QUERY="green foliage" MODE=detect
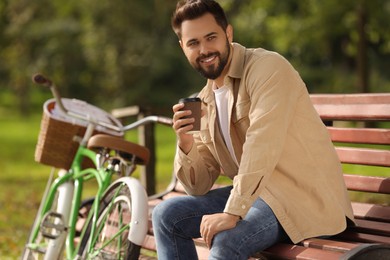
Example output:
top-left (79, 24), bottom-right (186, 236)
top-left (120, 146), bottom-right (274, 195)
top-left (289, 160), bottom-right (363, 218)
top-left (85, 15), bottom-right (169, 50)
top-left (0, 0), bottom-right (389, 116)
top-left (229, 0), bottom-right (390, 93)
top-left (0, 0), bottom-right (200, 115)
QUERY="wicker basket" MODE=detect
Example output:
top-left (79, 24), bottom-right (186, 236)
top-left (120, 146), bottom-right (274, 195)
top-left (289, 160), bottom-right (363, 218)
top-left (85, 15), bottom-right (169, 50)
top-left (35, 98), bottom-right (123, 170)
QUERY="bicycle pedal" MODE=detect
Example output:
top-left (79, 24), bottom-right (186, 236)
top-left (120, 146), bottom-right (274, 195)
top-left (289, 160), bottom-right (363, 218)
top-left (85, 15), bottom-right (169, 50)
top-left (40, 211), bottom-right (68, 239)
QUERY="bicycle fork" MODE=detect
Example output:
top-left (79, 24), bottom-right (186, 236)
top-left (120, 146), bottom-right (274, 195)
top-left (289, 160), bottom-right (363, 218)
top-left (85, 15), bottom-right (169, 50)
top-left (42, 170), bottom-right (74, 260)
top-left (24, 169), bottom-right (74, 260)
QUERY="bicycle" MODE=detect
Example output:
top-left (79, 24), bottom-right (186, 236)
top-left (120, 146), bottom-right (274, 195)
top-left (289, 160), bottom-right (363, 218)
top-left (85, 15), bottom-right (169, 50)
top-left (22, 74), bottom-right (172, 260)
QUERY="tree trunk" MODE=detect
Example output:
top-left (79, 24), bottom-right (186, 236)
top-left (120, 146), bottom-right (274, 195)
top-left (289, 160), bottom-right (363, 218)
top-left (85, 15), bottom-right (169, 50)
top-left (356, 1), bottom-right (369, 93)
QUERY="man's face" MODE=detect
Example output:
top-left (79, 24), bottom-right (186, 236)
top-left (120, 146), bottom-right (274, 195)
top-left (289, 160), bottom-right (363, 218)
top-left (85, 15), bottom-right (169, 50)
top-left (180, 13), bottom-right (232, 80)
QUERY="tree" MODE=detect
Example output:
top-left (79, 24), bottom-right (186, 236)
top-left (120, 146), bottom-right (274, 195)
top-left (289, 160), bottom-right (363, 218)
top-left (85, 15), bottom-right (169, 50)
top-left (226, 0), bottom-right (390, 93)
top-left (0, 0), bottom-right (389, 116)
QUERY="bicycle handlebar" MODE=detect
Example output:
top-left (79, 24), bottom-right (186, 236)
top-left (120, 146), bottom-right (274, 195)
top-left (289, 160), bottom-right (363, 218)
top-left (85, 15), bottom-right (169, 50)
top-left (32, 73), bottom-right (173, 133)
top-left (122, 116), bottom-right (172, 131)
top-left (32, 74), bottom-right (52, 87)
top-left (33, 73), bottom-right (69, 116)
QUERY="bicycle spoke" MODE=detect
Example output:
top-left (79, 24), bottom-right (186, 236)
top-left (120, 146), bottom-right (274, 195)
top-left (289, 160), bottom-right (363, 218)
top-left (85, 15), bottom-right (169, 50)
top-left (79, 182), bottom-right (139, 259)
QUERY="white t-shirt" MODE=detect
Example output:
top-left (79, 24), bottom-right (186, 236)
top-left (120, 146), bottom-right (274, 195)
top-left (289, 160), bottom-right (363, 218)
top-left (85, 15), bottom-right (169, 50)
top-left (213, 86), bottom-right (239, 166)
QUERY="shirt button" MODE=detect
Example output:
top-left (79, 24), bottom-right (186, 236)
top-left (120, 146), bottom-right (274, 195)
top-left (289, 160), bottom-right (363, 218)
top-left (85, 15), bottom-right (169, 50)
top-left (241, 205), bottom-right (246, 209)
top-left (187, 160), bottom-right (191, 164)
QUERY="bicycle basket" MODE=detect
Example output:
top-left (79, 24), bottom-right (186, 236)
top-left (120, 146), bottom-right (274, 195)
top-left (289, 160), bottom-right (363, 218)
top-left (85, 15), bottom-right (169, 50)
top-left (35, 98), bottom-right (124, 170)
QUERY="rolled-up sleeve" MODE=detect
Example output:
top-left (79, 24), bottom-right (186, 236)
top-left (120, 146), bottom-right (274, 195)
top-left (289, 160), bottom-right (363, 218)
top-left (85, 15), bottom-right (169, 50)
top-left (174, 136), bottom-right (221, 195)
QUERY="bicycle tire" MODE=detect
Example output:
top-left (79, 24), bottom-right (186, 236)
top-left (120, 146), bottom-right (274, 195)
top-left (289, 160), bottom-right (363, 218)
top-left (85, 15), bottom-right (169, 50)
top-left (77, 181), bottom-right (141, 260)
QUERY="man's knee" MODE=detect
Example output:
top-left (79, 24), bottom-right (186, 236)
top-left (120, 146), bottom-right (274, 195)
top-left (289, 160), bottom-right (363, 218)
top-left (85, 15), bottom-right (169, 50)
top-left (152, 199), bottom-right (173, 229)
top-left (209, 231), bottom-right (246, 259)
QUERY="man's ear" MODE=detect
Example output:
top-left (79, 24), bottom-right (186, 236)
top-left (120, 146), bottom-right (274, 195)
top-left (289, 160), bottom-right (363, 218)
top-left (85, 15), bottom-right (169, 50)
top-left (226, 25), bottom-right (233, 43)
top-left (179, 40), bottom-right (184, 50)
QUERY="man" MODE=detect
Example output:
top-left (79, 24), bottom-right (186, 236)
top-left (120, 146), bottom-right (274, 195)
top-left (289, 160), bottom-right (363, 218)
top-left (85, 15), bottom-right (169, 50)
top-left (152, 0), bottom-right (355, 259)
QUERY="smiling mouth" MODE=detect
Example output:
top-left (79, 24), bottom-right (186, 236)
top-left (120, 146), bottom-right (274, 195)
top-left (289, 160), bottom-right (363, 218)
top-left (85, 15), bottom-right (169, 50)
top-left (198, 53), bottom-right (219, 65)
top-left (201, 55), bottom-right (216, 64)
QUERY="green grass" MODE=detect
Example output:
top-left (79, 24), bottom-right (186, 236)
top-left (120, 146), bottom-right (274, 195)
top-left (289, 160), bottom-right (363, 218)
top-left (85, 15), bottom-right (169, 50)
top-left (0, 111), bottom-right (176, 259)
top-left (0, 112), bottom-right (48, 259)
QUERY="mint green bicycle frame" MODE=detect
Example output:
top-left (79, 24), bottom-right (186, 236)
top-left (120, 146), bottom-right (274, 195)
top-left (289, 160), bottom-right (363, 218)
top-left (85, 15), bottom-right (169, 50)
top-left (25, 74), bottom-right (158, 259)
top-left (28, 142), bottom-right (116, 259)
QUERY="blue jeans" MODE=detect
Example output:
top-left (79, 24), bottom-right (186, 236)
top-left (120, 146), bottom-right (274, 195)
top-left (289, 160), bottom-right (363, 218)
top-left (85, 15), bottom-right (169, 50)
top-left (152, 186), bottom-right (288, 260)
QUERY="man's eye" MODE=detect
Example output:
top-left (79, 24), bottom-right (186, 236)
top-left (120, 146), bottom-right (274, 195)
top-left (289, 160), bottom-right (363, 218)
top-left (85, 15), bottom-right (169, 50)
top-left (188, 41), bottom-right (198, 47)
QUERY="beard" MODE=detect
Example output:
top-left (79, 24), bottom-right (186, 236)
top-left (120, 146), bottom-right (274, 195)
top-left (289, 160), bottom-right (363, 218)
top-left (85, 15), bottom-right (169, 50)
top-left (192, 39), bottom-right (230, 80)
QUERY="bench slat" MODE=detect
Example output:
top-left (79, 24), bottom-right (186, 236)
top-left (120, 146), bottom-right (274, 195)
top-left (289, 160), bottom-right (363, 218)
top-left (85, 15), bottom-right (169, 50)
top-left (336, 230), bottom-right (390, 245)
top-left (344, 174), bottom-right (390, 194)
top-left (142, 235), bottom-right (215, 260)
top-left (301, 238), bottom-right (360, 253)
top-left (352, 219), bottom-right (390, 237)
top-left (142, 234), bottom-right (157, 251)
top-left (310, 93), bottom-right (390, 105)
top-left (148, 198), bottom-right (163, 205)
top-left (314, 104), bottom-right (390, 121)
top-left (335, 147), bottom-right (390, 167)
top-left (328, 127), bottom-right (390, 145)
top-left (263, 243), bottom-right (343, 260)
top-left (162, 191), bottom-right (186, 200)
top-left (352, 202), bottom-right (390, 223)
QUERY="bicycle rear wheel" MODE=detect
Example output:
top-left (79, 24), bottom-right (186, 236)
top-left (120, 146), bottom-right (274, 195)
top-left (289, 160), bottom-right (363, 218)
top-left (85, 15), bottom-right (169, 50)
top-left (77, 182), bottom-right (141, 260)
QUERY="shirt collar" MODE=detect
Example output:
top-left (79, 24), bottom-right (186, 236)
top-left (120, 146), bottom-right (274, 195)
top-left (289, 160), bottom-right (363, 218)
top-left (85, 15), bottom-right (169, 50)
top-left (203, 42), bottom-right (246, 104)
top-left (227, 42), bottom-right (246, 80)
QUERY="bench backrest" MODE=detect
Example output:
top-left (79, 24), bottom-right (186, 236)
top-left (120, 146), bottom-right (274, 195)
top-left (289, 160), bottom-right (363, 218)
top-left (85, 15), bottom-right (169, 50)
top-left (144, 93), bottom-right (390, 258)
top-left (310, 93), bottom-right (390, 244)
top-left (310, 93), bottom-right (390, 192)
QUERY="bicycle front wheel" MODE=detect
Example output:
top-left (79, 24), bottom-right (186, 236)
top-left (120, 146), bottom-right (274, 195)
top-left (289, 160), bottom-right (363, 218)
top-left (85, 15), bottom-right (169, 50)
top-left (78, 182), bottom-right (141, 260)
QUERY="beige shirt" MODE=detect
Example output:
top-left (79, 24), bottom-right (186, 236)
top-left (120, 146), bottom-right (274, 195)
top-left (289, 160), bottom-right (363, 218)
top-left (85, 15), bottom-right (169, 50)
top-left (174, 43), bottom-right (354, 243)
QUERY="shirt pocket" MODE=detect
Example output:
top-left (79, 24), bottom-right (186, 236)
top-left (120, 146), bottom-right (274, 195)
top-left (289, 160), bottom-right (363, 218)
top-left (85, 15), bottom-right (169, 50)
top-left (232, 100), bottom-right (250, 132)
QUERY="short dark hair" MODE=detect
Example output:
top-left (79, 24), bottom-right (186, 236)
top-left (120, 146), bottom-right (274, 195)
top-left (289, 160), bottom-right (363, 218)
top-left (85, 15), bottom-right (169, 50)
top-left (171, 0), bottom-right (228, 39)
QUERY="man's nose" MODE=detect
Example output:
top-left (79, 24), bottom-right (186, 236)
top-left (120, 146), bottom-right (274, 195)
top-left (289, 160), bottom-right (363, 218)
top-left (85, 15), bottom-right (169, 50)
top-left (199, 42), bottom-right (209, 56)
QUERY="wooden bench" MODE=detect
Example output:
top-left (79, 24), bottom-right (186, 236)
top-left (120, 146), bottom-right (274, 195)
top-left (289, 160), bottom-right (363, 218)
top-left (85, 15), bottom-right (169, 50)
top-left (142, 93), bottom-right (390, 259)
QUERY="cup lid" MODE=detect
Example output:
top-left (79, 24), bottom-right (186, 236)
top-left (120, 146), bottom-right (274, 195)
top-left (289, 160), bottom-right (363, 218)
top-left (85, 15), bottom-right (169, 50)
top-left (179, 97), bottom-right (201, 103)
